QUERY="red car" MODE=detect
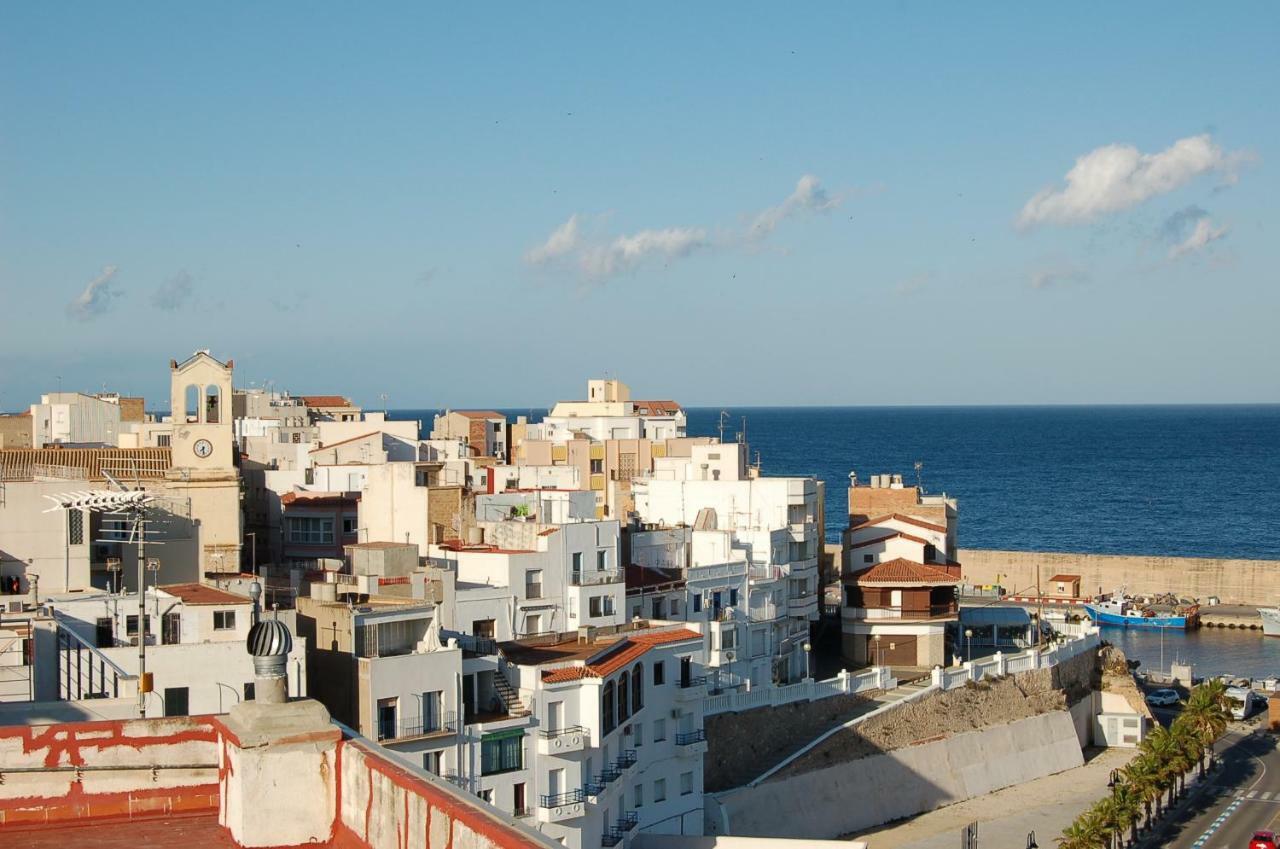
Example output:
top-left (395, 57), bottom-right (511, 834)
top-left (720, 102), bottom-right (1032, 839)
top-left (1251, 831), bottom-right (1277, 849)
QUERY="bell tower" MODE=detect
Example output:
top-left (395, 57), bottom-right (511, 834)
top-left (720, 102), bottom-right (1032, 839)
top-left (167, 350), bottom-right (241, 575)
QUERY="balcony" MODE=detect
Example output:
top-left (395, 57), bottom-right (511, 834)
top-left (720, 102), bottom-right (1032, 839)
top-left (582, 779), bottom-right (606, 799)
top-left (614, 749), bottom-right (637, 770)
top-left (537, 789), bottom-right (586, 823)
top-left (378, 711), bottom-right (458, 744)
top-left (571, 569), bottom-right (623, 586)
top-left (537, 724), bottom-right (589, 755)
top-left (748, 564), bottom-right (785, 583)
top-left (787, 596), bottom-right (819, 620)
top-left (677, 675), bottom-right (707, 700)
top-left (843, 604), bottom-right (958, 622)
top-left (597, 764), bottom-right (622, 784)
top-left (748, 602), bottom-right (781, 622)
top-left (675, 728), bottom-right (708, 755)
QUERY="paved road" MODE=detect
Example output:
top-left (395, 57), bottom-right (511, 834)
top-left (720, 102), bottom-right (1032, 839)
top-left (1154, 721), bottom-right (1280, 848)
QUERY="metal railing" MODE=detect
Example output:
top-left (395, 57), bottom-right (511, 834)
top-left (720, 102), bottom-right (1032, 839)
top-left (679, 675), bottom-right (707, 689)
top-left (540, 789), bottom-right (584, 808)
top-left (582, 780), bottom-right (605, 798)
top-left (614, 749), bottom-right (637, 769)
top-left (676, 729), bottom-right (707, 746)
top-left (53, 614), bottom-right (137, 701)
top-left (380, 711), bottom-right (458, 742)
top-left (571, 569), bottom-right (623, 587)
top-left (540, 724), bottom-right (586, 739)
top-left (597, 765), bottom-right (622, 784)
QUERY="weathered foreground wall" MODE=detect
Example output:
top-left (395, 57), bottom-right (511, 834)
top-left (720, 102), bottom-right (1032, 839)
top-left (707, 710), bottom-right (1083, 839)
top-left (959, 548), bottom-right (1280, 605)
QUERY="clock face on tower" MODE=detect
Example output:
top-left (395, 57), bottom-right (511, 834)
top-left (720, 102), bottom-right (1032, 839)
top-left (193, 439), bottom-right (214, 458)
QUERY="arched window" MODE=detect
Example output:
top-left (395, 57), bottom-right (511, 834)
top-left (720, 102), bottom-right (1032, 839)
top-left (617, 672), bottom-right (629, 724)
top-left (602, 681), bottom-right (616, 734)
top-left (184, 384), bottom-right (201, 423)
top-left (631, 664), bottom-right (643, 712)
top-left (205, 385), bottom-right (221, 424)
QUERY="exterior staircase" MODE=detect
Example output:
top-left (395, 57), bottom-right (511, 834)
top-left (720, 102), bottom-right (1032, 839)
top-left (493, 665), bottom-right (530, 717)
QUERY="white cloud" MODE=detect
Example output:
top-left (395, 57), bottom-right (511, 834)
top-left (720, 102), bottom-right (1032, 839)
top-left (66, 265), bottom-right (120, 320)
top-left (1018, 134), bottom-right (1246, 227)
top-left (1169, 216), bottom-right (1229, 259)
top-left (525, 175), bottom-right (842, 285)
top-left (152, 270), bottom-right (194, 311)
top-left (747, 174), bottom-right (840, 241)
top-left (524, 214), bottom-right (582, 265)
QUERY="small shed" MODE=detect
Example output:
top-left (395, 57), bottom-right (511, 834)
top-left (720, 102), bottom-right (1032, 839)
top-left (1046, 574), bottom-right (1082, 599)
top-left (956, 606), bottom-right (1033, 648)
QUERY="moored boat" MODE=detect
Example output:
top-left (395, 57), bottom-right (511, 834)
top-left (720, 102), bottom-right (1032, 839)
top-left (1259, 607), bottom-right (1280, 637)
top-left (1084, 590), bottom-right (1199, 630)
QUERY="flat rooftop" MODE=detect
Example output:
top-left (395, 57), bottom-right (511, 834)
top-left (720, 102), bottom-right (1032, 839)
top-left (5, 813), bottom-right (268, 849)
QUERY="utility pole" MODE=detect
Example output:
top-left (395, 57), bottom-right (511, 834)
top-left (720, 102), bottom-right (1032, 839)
top-left (136, 514), bottom-right (148, 718)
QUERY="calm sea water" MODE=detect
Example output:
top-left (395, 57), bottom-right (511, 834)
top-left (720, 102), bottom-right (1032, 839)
top-left (394, 405), bottom-right (1280, 559)
top-left (394, 405), bottom-right (1280, 676)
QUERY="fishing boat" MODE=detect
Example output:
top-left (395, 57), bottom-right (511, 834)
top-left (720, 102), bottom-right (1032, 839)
top-left (1259, 607), bottom-right (1280, 637)
top-left (1084, 590), bottom-right (1199, 630)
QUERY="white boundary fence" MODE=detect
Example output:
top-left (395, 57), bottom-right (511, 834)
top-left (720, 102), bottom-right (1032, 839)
top-left (705, 666), bottom-right (895, 716)
top-left (932, 625), bottom-right (1101, 690)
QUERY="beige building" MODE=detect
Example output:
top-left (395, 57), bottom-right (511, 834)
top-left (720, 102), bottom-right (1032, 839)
top-left (0, 413), bottom-right (32, 449)
top-left (431, 410), bottom-right (508, 460)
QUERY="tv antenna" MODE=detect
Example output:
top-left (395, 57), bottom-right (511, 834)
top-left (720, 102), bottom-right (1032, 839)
top-left (717, 411), bottom-right (730, 444)
top-left (914, 460), bottom-right (924, 491)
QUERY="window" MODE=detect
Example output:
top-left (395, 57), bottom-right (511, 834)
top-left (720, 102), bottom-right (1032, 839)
top-left (481, 731), bottom-right (524, 775)
top-left (342, 516), bottom-right (358, 535)
top-left (692, 594), bottom-right (702, 613)
top-left (864, 554), bottom-right (873, 564)
top-left (729, 588), bottom-right (738, 607)
top-left (924, 543), bottom-right (937, 562)
top-left (513, 782), bottom-right (527, 816)
top-left (596, 550), bottom-right (607, 571)
top-left (590, 596), bottom-right (603, 618)
top-left (572, 552), bottom-right (583, 579)
top-left (653, 719), bottom-right (666, 742)
top-left (423, 690), bottom-right (443, 732)
top-left (213, 610), bottom-right (236, 631)
top-left (67, 510), bottom-right (84, 546)
top-left (525, 570), bottom-right (543, 600)
top-left (424, 751), bottom-right (443, 775)
top-left (617, 674), bottom-right (630, 724)
top-left (287, 516), bottom-right (334, 544)
top-left (720, 628), bottom-right (736, 650)
top-left (633, 783), bottom-right (644, 808)
top-left (95, 617), bottom-right (114, 648)
top-left (653, 661), bottom-right (665, 686)
top-left (680, 772), bottom-right (693, 795)
top-left (164, 686), bottom-right (189, 717)
top-left (125, 615), bottom-right (151, 636)
top-left (377, 697), bottom-right (398, 741)
top-left (602, 682), bottom-right (616, 734)
top-left (157, 433), bottom-right (171, 447)
top-left (653, 778), bottom-right (666, 802)
top-left (631, 665), bottom-right (643, 712)
top-left (633, 722), bottom-right (643, 747)
top-left (590, 459), bottom-right (603, 474)
top-left (604, 596), bottom-right (615, 616)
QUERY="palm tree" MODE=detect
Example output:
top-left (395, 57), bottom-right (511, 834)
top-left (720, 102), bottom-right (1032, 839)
top-left (1110, 782), bottom-right (1143, 847)
top-left (1058, 807), bottom-right (1110, 849)
top-left (1181, 682), bottom-right (1230, 773)
top-left (1140, 726), bottom-right (1182, 810)
top-left (1123, 755), bottom-right (1162, 830)
top-left (1094, 796), bottom-right (1127, 849)
top-left (1168, 720), bottom-right (1204, 797)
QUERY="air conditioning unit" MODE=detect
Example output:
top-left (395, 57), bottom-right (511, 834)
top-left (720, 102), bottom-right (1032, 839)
top-left (5, 601), bottom-right (22, 614)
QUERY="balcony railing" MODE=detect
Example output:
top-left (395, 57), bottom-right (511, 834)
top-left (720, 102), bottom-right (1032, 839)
top-left (679, 675), bottom-right (707, 689)
top-left (676, 729), bottom-right (707, 746)
top-left (618, 812), bottom-right (639, 830)
top-left (540, 790), bottom-right (584, 808)
top-left (846, 604), bottom-right (957, 621)
top-left (378, 711), bottom-right (459, 742)
top-left (602, 829), bottom-right (624, 847)
top-left (614, 749), bottom-right (637, 769)
top-left (540, 724), bottom-right (587, 739)
top-left (582, 780), bottom-right (605, 798)
top-left (571, 569), bottom-right (623, 586)
top-left (597, 765), bottom-right (622, 784)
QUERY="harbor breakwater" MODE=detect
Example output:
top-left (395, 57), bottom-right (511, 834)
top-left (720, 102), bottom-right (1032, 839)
top-left (959, 548), bottom-right (1280, 607)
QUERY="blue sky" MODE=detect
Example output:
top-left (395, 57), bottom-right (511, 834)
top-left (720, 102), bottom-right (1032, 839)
top-left (1, 4), bottom-right (1276, 409)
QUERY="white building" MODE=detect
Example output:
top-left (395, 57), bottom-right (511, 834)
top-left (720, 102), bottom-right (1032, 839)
top-left (29, 392), bottom-right (123, 447)
top-left (631, 442), bottom-right (820, 686)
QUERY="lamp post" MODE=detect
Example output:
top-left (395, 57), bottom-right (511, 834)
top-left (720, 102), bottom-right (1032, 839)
top-left (246, 532), bottom-right (257, 578)
top-left (874, 634), bottom-right (882, 667)
top-left (802, 641), bottom-right (812, 680)
top-left (964, 628), bottom-right (973, 663)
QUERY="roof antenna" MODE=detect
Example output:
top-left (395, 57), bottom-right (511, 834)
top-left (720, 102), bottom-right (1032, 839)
top-left (914, 460), bottom-right (924, 492)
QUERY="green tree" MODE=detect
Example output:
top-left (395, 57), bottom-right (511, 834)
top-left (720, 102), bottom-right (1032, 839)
top-left (1111, 781), bottom-right (1143, 846)
top-left (1122, 753), bottom-right (1163, 826)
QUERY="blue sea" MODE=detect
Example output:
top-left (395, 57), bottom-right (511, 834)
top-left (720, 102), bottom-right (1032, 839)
top-left (394, 405), bottom-right (1279, 561)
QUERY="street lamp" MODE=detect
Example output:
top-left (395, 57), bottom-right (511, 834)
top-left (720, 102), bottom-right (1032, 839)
top-left (802, 641), bottom-right (812, 680)
top-left (964, 628), bottom-right (973, 663)
top-left (874, 634), bottom-right (883, 667)
top-left (246, 531), bottom-right (257, 578)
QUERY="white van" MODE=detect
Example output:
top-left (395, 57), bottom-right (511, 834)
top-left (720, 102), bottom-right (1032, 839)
top-left (1227, 686), bottom-right (1258, 719)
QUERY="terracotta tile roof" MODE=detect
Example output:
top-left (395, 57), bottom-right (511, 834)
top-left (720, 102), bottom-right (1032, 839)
top-left (848, 530), bottom-right (931, 549)
top-left (1049, 574), bottom-right (1081, 583)
top-left (309, 431), bottom-right (380, 453)
top-left (281, 490), bottom-right (360, 506)
top-left (157, 583), bottom-right (250, 605)
top-left (850, 558), bottom-right (960, 587)
top-left (435, 541), bottom-right (534, 555)
top-left (540, 628), bottom-right (701, 683)
top-left (0, 447), bottom-right (171, 481)
top-left (299, 395), bottom-right (355, 408)
top-left (852, 513), bottom-right (947, 534)
top-left (453, 410), bottom-right (505, 420)
top-left (632, 400), bottom-right (682, 416)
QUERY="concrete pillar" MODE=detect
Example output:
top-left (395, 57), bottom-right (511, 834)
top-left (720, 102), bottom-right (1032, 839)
top-left (219, 699), bottom-right (341, 847)
top-left (994, 651), bottom-right (1006, 675)
top-left (931, 666), bottom-right (945, 688)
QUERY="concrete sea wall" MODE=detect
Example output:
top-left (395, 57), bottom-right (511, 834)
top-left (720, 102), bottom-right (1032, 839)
top-left (707, 710), bottom-right (1084, 839)
top-left (959, 548), bottom-right (1280, 606)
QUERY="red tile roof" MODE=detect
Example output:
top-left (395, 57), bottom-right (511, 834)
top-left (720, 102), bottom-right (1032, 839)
top-left (852, 513), bottom-right (947, 534)
top-left (541, 628), bottom-right (701, 683)
top-left (1049, 574), bottom-right (1081, 583)
top-left (299, 395), bottom-right (355, 408)
top-left (281, 490), bottom-right (360, 506)
top-left (850, 558), bottom-right (960, 587)
top-left (848, 530), bottom-right (932, 549)
top-left (309, 431), bottom-right (380, 453)
top-left (453, 410), bottom-right (505, 420)
top-left (632, 400), bottom-right (682, 416)
top-left (435, 541), bottom-right (534, 555)
top-left (157, 583), bottom-right (250, 605)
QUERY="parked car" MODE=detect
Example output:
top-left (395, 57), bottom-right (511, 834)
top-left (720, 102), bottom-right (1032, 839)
top-left (1146, 688), bottom-right (1180, 707)
top-left (1249, 830), bottom-right (1276, 849)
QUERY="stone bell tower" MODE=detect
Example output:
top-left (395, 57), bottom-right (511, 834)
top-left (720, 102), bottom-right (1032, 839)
top-left (167, 350), bottom-right (241, 575)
